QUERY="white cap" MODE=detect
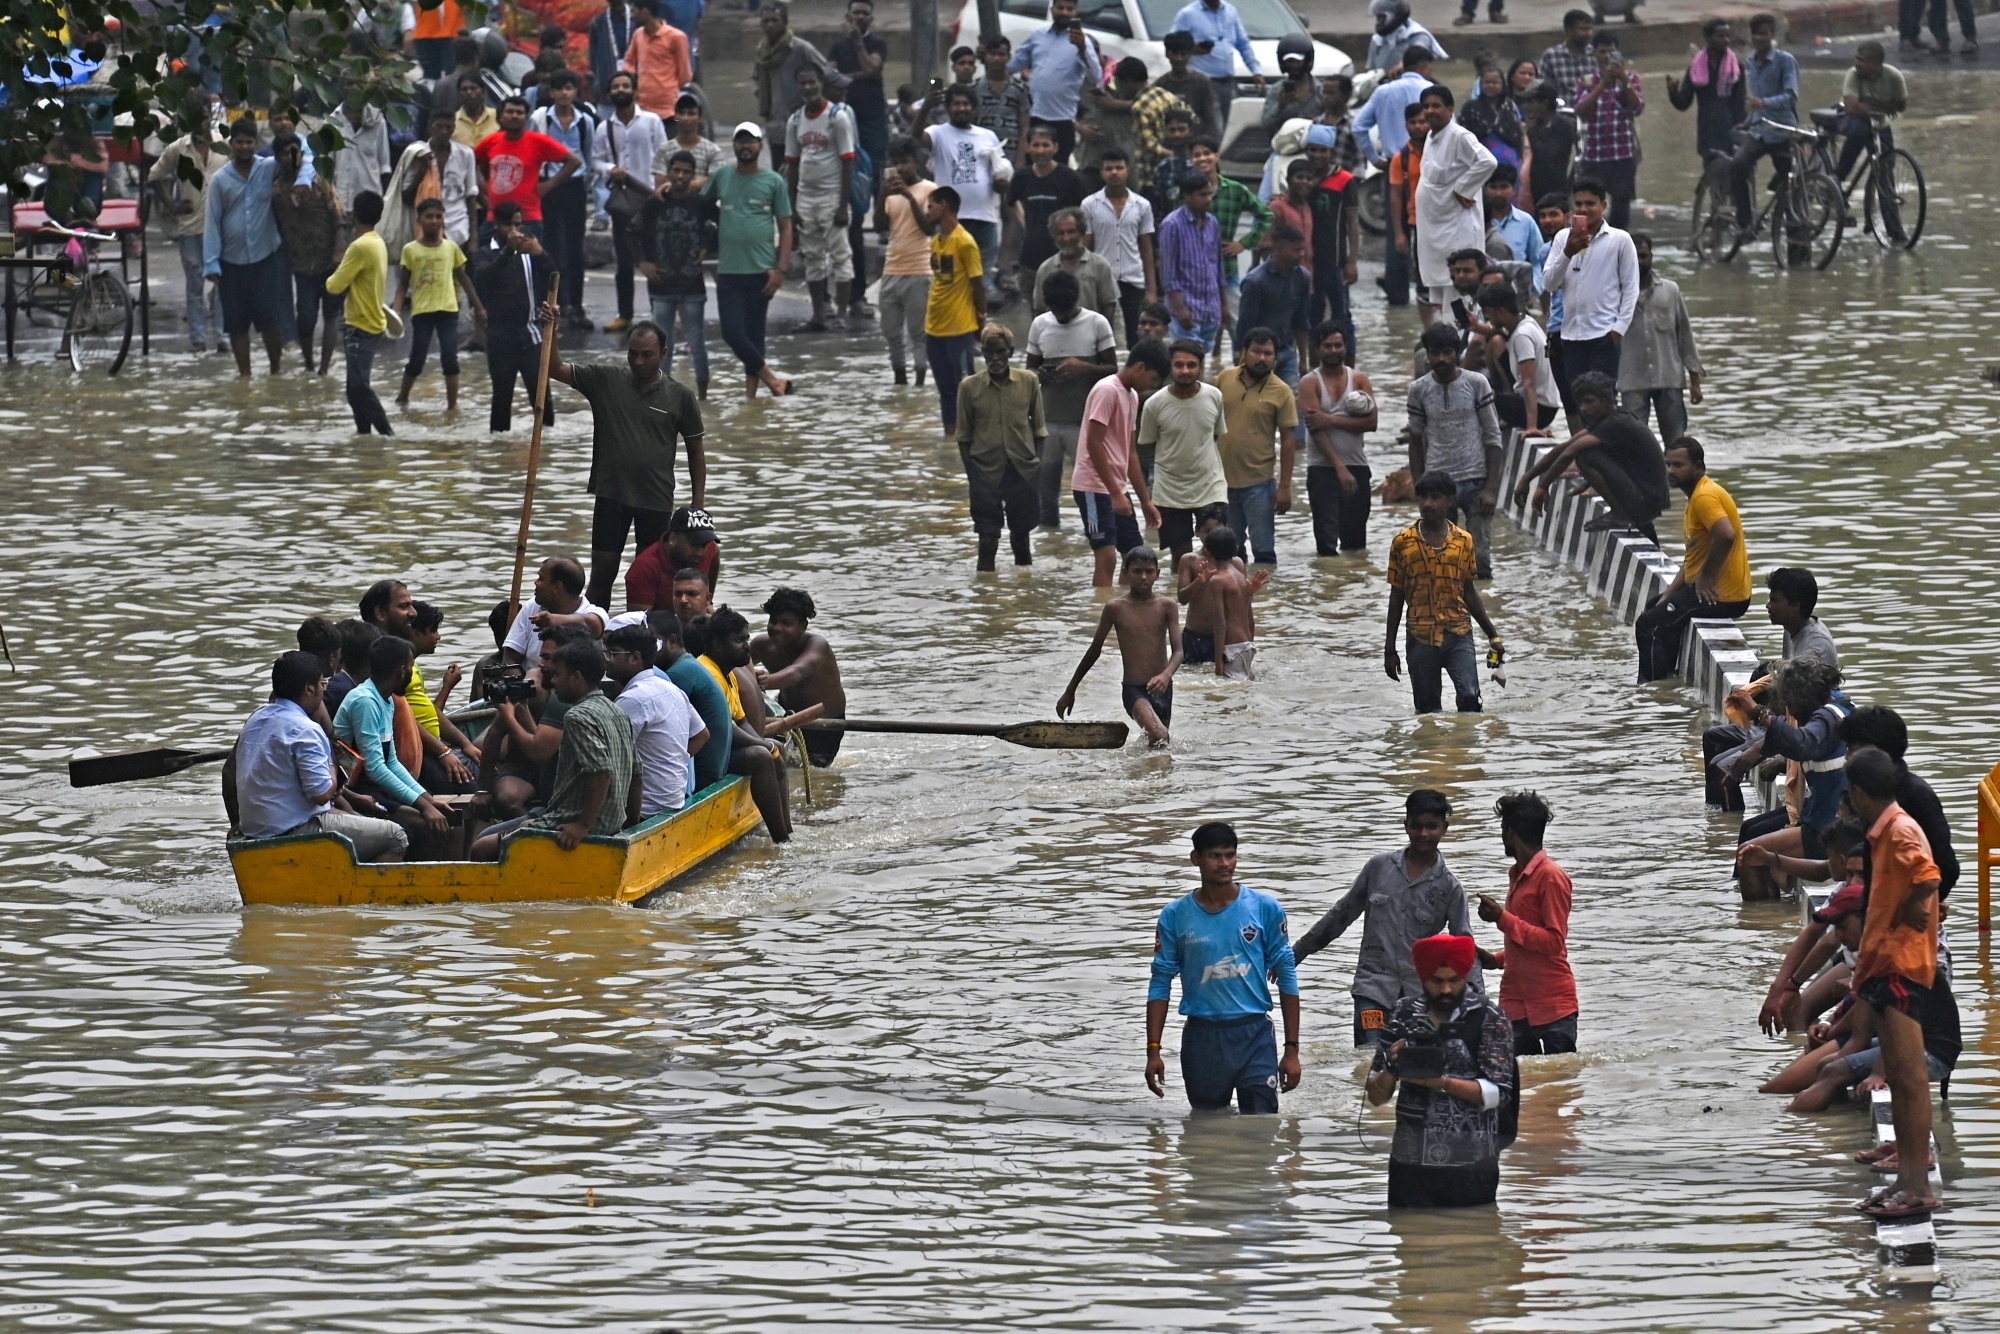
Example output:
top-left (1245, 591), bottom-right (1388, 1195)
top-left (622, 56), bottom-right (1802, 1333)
top-left (732, 120), bottom-right (765, 139)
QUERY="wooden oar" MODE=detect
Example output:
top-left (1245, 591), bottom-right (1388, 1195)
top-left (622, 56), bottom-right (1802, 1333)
top-left (69, 746), bottom-right (233, 788)
top-left (505, 282), bottom-right (563, 625)
top-left (799, 718), bottom-right (1128, 749)
top-left (761, 703), bottom-right (826, 737)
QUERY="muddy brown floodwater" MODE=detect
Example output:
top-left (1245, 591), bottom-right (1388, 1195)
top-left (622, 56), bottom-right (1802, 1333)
top-left (0, 56), bottom-right (1998, 1332)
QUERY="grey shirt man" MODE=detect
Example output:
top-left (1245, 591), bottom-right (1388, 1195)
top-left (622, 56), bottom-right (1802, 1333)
top-left (1032, 249), bottom-right (1121, 327)
top-left (1616, 276), bottom-right (1703, 393)
top-left (1783, 618), bottom-right (1839, 671)
top-left (1293, 848), bottom-right (1483, 1008)
top-left (1406, 369), bottom-right (1501, 483)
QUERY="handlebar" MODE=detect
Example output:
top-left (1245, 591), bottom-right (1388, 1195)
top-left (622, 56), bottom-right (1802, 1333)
top-left (1744, 116), bottom-right (1823, 141)
top-left (38, 222), bottom-right (118, 243)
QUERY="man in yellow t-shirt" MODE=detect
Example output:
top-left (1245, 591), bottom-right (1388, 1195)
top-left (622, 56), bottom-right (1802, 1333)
top-left (324, 190), bottom-right (393, 436)
top-left (1636, 436), bottom-right (1752, 681)
top-left (394, 197), bottom-right (486, 410)
top-left (922, 185), bottom-right (987, 436)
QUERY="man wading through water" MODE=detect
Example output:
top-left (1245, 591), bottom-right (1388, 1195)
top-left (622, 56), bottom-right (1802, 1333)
top-left (1146, 822), bottom-right (1302, 1112)
top-left (544, 316), bottom-right (708, 611)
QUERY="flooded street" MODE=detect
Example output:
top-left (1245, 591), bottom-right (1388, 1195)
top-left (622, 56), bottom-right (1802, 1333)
top-left (2, 57), bottom-right (1999, 1331)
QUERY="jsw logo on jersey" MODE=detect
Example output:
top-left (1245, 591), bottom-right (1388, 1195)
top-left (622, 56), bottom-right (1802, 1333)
top-left (1199, 956), bottom-right (1252, 986)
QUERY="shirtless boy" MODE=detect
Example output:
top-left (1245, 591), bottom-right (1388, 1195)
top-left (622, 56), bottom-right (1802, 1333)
top-left (751, 586), bottom-right (847, 767)
top-left (1057, 546), bottom-right (1183, 745)
top-left (1179, 518), bottom-right (1268, 673)
top-left (1196, 527), bottom-right (1259, 680)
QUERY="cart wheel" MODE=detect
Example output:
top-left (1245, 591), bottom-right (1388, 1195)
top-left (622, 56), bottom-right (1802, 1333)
top-left (67, 271), bottom-right (133, 374)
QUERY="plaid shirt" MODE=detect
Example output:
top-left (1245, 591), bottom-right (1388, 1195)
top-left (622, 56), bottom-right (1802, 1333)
top-left (1212, 172), bottom-right (1273, 249)
top-left (1388, 521), bottom-right (1477, 645)
top-left (1537, 42), bottom-right (1597, 104)
top-left (1322, 115), bottom-right (1364, 174)
top-left (1131, 84), bottom-right (1189, 178)
top-left (1153, 152), bottom-right (1194, 210)
top-left (1576, 69), bottom-right (1644, 163)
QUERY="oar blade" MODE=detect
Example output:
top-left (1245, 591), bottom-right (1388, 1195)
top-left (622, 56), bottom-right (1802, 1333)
top-left (992, 721), bottom-right (1130, 750)
top-left (68, 747), bottom-right (231, 788)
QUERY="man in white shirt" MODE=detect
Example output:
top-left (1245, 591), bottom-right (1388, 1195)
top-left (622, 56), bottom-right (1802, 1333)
top-left (501, 557), bottom-right (610, 667)
top-left (1475, 284), bottom-right (1560, 432)
top-left (387, 110), bottom-right (481, 247)
top-left (1539, 173), bottom-right (1637, 396)
top-left (1139, 339), bottom-right (1229, 561)
top-left (1080, 153), bottom-right (1159, 344)
top-left (595, 70), bottom-right (671, 332)
top-left (919, 85), bottom-right (1012, 302)
top-left (1411, 85), bottom-right (1495, 312)
top-left (785, 63), bottom-right (858, 332)
top-left (152, 124), bottom-right (226, 352)
top-left (1023, 268), bottom-right (1119, 529)
top-left (326, 91), bottom-right (392, 218)
top-left (604, 623), bottom-right (708, 815)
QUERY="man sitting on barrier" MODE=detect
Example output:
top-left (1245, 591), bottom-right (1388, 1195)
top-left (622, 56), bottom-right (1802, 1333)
top-left (1732, 659), bottom-right (1848, 902)
top-left (1700, 566), bottom-right (1840, 810)
top-left (1510, 369), bottom-right (1667, 542)
top-left (1634, 436), bottom-right (1750, 682)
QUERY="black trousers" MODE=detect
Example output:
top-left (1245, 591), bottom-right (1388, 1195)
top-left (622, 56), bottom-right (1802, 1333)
top-left (611, 209), bottom-right (638, 320)
top-left (541, 178), bottom-right (588, 310)
top-left (1577, 157), bottom-right (1638, 229)
top-left (1703, 721), bottom-right (1753, 810)
top-left (1117, 281), bottom-right (1146, 346)
top-left (1388, 1158), bottom-right (1500, 1208)
top-left (1729, 137), bottom-right (1792, 229)
top-left (1635, 583), bottom-right (1749, 682)
top-left (487, 336), bottom-right (553, 433)
top-left (1033, 117), bottom-right (1076, 166)
top-left (1306, 463), bottom-right (1370, 554)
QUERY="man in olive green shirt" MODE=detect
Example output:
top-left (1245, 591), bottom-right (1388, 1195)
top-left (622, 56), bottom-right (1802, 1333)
top-left (549, 321), bottom-right (708, 608)
top-left (1834, 42), bottom-right (1909, 242)
top-left (955, 323), bottom-right (1048, 570)
top-left (1214, 328), bottom-right (1300, 566)
top-left (471, 637), bottom-right (640, 860)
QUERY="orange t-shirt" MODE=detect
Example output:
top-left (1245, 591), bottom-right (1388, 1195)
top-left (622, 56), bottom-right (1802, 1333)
top-left (413, 0), bottom-right (464, 41)
top-left (1854, 802), bottom-right (1943, 986)
top-left (392, 693), bottom-right (425, 780)
top-left (1388, 141), bottom-right (1424, 226)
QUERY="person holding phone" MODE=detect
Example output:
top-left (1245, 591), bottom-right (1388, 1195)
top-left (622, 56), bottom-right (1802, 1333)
top-left (1007, 0), bottom-right (1103, 165)
top-left (1573, 37), bottom-right (1644, 227)
top-left (1364, 933), bottom-right (1516, 1208)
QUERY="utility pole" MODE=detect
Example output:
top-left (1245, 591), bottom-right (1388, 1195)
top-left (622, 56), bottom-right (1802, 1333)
top-left (911, 0), bottom-right (939, 88)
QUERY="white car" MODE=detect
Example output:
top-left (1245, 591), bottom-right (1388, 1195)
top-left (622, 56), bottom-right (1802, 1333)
top-left (949, 0), bottom-right (1354, 180)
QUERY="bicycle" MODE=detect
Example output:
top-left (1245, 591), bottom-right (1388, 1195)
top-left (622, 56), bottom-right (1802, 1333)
top-left (2, 218), bottom-right (134, 374)
top-left (1690, 118), bottom-right (1844, 271)
top-left (1809, 108), bottom-right (1926, 250)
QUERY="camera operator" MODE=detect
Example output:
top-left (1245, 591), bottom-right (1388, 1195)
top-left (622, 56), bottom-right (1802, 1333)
top-left (1364, 933), bottom-right (1516, 1208)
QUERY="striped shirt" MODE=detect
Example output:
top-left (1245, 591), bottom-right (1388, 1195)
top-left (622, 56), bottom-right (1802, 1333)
top-left (1157, 205), bottom-right (1224, 324)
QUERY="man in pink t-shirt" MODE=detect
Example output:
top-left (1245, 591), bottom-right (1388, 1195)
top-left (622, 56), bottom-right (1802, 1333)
top-left (475, 95), bottom-right (582, 226)
top-left (1073, 339), bottom-right (1169, 588)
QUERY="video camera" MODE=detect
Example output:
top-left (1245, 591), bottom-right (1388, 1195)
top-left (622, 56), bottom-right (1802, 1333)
top-left (485, 667), bottom-right (536, 705)
top-left (1389, 1027), bottom-right (1449, 1081)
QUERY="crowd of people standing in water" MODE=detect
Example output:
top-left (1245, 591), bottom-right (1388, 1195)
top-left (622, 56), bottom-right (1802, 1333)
top-left (144, 0), bottom-right (1962, 1224)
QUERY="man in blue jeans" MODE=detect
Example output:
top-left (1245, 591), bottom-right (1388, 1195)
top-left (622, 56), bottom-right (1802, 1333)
top-left (1384, 470), bottom-right (1502, 713)
top-left (1405, 321), bottom-right (1501, 579)
top-left (1145, 822), bottom-right (1303, 1113)
top-left (640, 151), bottom-right (714, 398)
top-left (1215, 328), bottom-right (1299, 566)
top-left (1157, 172), bottom-right (1225, 349)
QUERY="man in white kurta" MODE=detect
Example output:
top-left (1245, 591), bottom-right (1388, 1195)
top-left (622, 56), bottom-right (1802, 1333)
top-left (1413, 86), bottom-right (1496, 309)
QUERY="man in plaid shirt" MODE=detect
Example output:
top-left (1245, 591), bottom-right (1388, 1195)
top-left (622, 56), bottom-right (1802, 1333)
top-left (1536, 11), bottom-right (1597, 105)
top-left (1384, 469), bottom-right (1502, 714)
top-left (1574, 38), bottom-right (1644, 228)
top-left (1188, 134), bottom-right (1272, 358)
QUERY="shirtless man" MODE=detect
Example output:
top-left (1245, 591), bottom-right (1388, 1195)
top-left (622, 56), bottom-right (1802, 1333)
top-left (751, 586), bottom-right (847, 767)
top-left (1057, 545), bottom-right (1182, 745)
top-left (1195, 526), bottom-right (1259, 679)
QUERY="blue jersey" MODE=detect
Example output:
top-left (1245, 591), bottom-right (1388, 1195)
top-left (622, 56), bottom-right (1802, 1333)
top-left (1149, 885), bottom-right (1299, 1018)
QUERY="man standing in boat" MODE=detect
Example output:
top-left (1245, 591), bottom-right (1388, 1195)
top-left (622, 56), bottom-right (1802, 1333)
top-left (751, 587), bottom-right (846, 767)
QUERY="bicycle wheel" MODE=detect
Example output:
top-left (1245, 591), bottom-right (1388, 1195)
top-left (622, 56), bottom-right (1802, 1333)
top-left (66, 271), bottom-right (133, 375)
top-left (1864, 148), bottom-right (1926, 250)
top-left (1691, 161), bottom-right (1740, 263)
top-left (1773, 174), bottom-right (1842, 271)
top-left (1357, 179), bottom-right (1387, 237)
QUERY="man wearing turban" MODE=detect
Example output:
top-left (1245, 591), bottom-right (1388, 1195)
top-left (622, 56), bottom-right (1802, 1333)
top-left (1363, 931), bottom-right (1516, 1207)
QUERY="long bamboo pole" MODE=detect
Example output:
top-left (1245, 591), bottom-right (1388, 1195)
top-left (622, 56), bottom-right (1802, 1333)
top-left (507, 279), bottom-right (563, 625)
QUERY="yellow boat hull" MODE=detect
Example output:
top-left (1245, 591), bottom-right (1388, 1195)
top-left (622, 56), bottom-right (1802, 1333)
top-left (227, 777), bottom-right (762, 907)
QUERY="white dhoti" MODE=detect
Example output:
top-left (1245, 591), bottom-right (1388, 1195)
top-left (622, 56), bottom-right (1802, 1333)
top-left (1414, 119), bottom-right (1498, 294)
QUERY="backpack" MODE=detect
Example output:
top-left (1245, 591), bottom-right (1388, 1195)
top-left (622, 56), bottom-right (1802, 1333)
top-left (1457, 1002), bottom-right (1520, 1151)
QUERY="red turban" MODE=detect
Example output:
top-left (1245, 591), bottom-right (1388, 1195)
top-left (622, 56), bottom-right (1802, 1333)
top-left (1412, 933), bottom-right (1477, 980)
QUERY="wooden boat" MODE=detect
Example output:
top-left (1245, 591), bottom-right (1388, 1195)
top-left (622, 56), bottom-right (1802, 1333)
top-left (227, 776), bottom-right (761, 907)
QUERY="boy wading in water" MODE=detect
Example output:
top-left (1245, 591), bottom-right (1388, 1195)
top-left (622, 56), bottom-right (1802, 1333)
top-left (1057, 545), bottom-right (1182, 745)
top-left (395, 198), bottom-right (487, 410)
top-left (1188, 524), bottom-right (1260, 679)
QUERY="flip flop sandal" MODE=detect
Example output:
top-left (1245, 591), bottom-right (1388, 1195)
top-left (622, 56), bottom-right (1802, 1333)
top-left (1854, 1146), bottom-right (1895, 1164)
top-left (1856, 1189), bottom-right (1936, 1220)
top-left (1870, 1154), bottom-right (1935, 1174)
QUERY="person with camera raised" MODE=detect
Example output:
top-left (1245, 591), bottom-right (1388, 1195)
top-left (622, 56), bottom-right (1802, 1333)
top-left (1364, 933), bottom-right (1515, 1208)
